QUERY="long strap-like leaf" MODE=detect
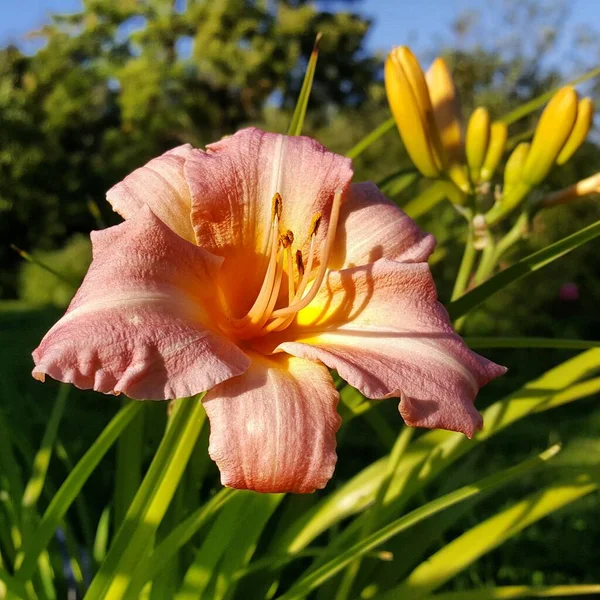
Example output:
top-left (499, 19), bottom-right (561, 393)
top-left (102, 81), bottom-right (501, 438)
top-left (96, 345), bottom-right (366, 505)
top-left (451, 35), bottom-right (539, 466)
top-left (84, 396), bottom-right (206, 600)
top-left (16, 400), bottom-right (143, 580)
top-left (287, 33), bottom-right (321, 136)
top-left (276, 447), bottom-right (559, 600)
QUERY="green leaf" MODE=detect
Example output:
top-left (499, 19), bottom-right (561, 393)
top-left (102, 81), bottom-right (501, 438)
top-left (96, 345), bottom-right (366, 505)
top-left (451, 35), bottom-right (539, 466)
top-left (276, 447), bottom-right (560, 600)
top-left (113, 399), bottom-right (146, 530)
top-left (0, 567), bottom-right (34, 600)
top-left (16, 400), bottom-right (143, 580)
top-left (176, 492), bottom-right (283, 600)
top-left (84, 396), bottom-right (206, 600)
top-left (93, 507), bottom-right (111, 565)
top-left (287, 33), bottom-right (321, 136)
top-left (126, 488), bottom-right (237, 598)
top-left (447, 219), bottom-right (600, 320)
top-left (22, 385), bottom-right (70, 511)
top-left (402, 181), bottom-right (463, 219)
top-left (465, 337), bottom-right (600, 350)
top-left (428, 584), bottom-right (600, 600)
top-left (345, 118), bottom-right (395, 159)
top-left (500, 65), bottom-right (600, 125)
top-left (378, 169), bottom-right (420, 197)
top-left (0, 407), bottom-right (24, 516)
top-left (385, 475), bottom-right (599, 599)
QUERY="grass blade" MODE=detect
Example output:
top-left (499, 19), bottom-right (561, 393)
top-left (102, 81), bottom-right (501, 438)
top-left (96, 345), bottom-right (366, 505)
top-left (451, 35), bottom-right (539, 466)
top-left (345, 118), bottom-right (395, 159)
top-left (500, 65), bottom-right (600, 125)
top-left (0, 567), bottom-right (34, 600)
top-left (84, 396), bottom-right (206, 600)
top-left (176, 492), bottom-right (283, 600)
top-left (428, 584), bottom-right (600, 600)
top-left (385, 475), bottom-right (599, 599)
top-left (126, 488), bottom-right (237, 598)
top-left (113, 399), bottom-right (146, 530)
top-left (287, 33), bottom-right (321, 136)
top-left (277, 447), bottom-right (560, 600)
top-left (448, 219), bottom-right (600, 320)
top-left (22, 385), bottom-right (70, 511)
top-left (16, 401), bottom-right (143, 580)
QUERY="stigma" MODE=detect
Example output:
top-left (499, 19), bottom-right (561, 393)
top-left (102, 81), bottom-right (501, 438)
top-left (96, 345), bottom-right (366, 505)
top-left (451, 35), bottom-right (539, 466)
top-left (228, 189), bottom-right (343, 339)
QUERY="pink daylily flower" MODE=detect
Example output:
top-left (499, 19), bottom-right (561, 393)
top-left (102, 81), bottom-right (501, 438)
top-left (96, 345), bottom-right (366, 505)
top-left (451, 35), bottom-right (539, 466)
top-left (32, 128), bottom-right (505, 493)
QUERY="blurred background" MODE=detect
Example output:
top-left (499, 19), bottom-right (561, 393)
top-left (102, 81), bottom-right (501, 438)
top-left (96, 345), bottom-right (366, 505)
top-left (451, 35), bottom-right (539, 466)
top-left (1, 0), bottom-right (599, 591)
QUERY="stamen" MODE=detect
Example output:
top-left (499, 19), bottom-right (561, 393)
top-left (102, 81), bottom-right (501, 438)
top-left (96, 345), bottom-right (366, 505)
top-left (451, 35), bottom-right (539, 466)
top-left (263, 235), bottom-right (316, 333)
top-left (295, 250), bottom-right (304, 277)
top-left (272, 192), bottom-right (283, 221)
top-left (237, 250), bottom-right (284, 338)
top-left (230, 214), bottom-right (280, 327)
top-left (309, 213), bottom-right (322, 237)
top-left (286, 246), bottom-right (296, 305)
top-left (270, 189), bottom-right (342, 318)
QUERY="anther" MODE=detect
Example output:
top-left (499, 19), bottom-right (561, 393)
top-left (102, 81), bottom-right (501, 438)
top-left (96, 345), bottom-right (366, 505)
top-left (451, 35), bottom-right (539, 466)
top-left (272, 192), bottom-right (283, 221)
top-left (309, 213), bottom-right (322, 237)
top-left (295, 250), bottom-right (305, 276)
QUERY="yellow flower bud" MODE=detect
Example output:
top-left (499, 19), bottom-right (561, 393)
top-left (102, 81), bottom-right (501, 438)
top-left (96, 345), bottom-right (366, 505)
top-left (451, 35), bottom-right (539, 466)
top-left (480, 122), bottom-right (508, 182)
top-left (465, 107), bottom-right (491, 184)
top-left (521, 86), bottom-right (578, 186)
top-left (484, 142), bottom-right (530, 226)
top-left (426, 58), bottom-right (463, 164)
top-left (504, 142), bottom-right (531, 189)
top-left (556, 97), bottom-right (594, 165)
top-left (385, 47), bottom-right (446, 177)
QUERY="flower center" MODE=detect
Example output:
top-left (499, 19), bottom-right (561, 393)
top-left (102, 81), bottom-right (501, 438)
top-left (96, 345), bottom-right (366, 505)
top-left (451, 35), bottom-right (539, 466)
top-left (225, 189), bottom-right (343, 340)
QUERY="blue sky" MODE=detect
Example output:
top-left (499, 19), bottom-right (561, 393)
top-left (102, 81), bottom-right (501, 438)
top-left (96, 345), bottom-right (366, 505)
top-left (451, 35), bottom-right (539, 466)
top-left (1, 0), bottom-right (599, 71)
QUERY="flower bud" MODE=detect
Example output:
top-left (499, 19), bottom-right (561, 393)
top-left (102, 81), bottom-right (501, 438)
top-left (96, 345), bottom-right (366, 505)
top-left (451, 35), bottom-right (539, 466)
top-left (504, 142), bottom-right (530, 190)
top-left (484, 142), bottom-right (531, 226)
top-left (556, 97), bottom-right (594, 165)
top-left (521, 86), bottom-right (578, 186)
top-left (480, 122), bottom-right (508, 182)
top-left (385, 47), bottom-right (446, 177)
top-left (465, 107), bottom-right (491, 184)
top-left (426, 58), bottom-right (463, 164)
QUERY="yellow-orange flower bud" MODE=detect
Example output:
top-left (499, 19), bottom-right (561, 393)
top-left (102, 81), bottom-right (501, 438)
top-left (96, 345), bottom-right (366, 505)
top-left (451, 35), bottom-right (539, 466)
top-left (484, 142), bottom-right (531, 226)
top-left (385, 47), bottom-right (446, 177)
top-left (426, 57), bottom-right (463, 164)
top-left (480, 122), bottom-right (508, 183)
top-left (465, 107), bottom-right (491, 184)
top-left (556, 97), bottom-right (594, 165)
top-left (521, 86), bottom-right (578, 186)
top-left (504, 142), bottom-right (530, 189)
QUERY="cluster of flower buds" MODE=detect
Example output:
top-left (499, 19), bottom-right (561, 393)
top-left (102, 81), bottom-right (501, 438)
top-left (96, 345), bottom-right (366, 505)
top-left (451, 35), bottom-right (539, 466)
top-left (384, 47), bottom-right (508, 198)
top-left (385, 46), bottom-right (595, 226)
top-left (485, 87), bottom-right (594, 225)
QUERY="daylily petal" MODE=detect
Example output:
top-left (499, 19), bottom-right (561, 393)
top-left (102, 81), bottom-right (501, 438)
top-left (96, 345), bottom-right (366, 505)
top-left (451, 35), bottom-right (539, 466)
top-left (106, 145), bottom-right (197, 243)
top-left (183, 127), bottom-right (353, 317)
top-left (203, 351), bottom-right (341, 493)
top-left (32, 207), bottom-right (250, 399)
top-left (261, 259), bottom-right (505, 438)
top-left (330, 182), bottom-right (436, 269)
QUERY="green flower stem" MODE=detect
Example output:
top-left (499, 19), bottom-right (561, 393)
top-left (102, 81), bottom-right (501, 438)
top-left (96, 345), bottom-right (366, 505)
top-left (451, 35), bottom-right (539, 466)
top-left (474, 233), bottom-right (497, 284)
top-left (451, 228), bottom-right (476, 302)
top-left (494, 212), bottom-right (529, 263)
top-left (84, 395), bottom-right (206, 600)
